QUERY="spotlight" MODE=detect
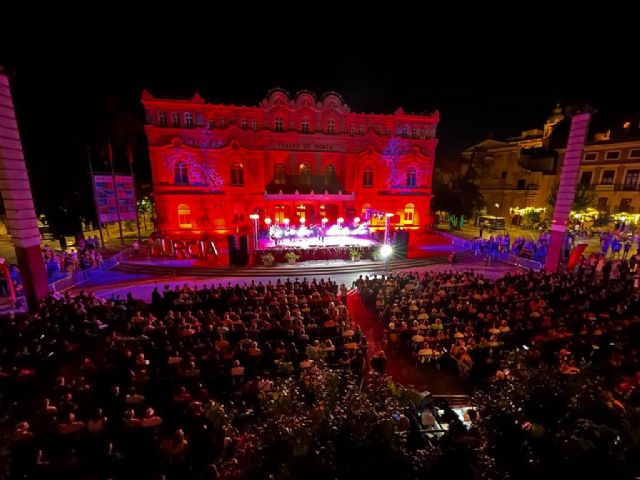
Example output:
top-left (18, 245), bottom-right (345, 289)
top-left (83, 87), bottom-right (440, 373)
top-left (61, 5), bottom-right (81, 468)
top-left (283, 218), bottom-right (290, 226)
top-left (380, 244), bottom-right (393, 258)
top-left (264, 217), bottom-right (272, 225)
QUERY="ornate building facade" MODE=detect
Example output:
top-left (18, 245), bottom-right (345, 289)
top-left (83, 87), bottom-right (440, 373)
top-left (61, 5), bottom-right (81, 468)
top-left (143, 89), bottom-right (438, 239)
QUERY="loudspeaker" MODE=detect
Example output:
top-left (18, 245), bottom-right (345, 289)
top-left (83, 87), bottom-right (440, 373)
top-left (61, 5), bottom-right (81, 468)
top-left (228, 235), bottom-right (249, 266)
top-left (394, 230), bottom-right (409, 258)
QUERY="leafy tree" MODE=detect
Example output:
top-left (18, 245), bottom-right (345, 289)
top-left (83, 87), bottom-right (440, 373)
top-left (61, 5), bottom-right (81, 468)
top-left (546, 182), bottom-right (596, 213)
top-left (137, 196), bottom-right (156, 230)
top-left (432, 176), bottom-right (485, 221)
top-left (41, 194), bottom-right (83, 250)
top-left (473, 355), bottom-right (640, 480)
top-left (221, 369), bottom-right (439, 480)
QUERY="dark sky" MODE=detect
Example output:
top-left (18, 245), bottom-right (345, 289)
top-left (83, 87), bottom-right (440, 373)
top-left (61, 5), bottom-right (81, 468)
top-left (0, 6), bottom-right (637, 219)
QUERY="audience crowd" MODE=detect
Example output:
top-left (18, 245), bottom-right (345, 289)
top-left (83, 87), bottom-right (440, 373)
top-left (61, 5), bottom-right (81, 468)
top-left (1, 277), bottom-right (370, 479)
top-left (2, 245), bottom-right (640, 478)
top-left (42, 235), bottom-right (103, 279)
top-left (357, 252), bottom-right (640, 389)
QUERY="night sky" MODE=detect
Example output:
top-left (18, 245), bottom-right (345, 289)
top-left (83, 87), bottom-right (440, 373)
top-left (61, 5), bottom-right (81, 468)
top-left (0, 7), bottom-right (636, 220)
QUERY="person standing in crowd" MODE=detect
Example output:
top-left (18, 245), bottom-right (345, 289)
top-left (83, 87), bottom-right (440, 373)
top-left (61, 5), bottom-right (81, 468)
top-left (371, 350), bottom-right (387, 374)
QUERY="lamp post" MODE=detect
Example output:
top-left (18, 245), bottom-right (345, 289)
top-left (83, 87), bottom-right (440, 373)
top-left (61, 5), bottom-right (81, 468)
top-left (249, 214), bottom-right (259, 250)
top-left (380, 243), bottom-right (393, 275)
top-left (384, 212), bottom-right (394, 244)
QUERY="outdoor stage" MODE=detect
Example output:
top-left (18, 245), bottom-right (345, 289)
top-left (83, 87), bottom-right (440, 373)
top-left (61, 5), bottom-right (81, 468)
top-left (259, 234), bottom-right (377, 249)
top-left (116, 231), bottom-right (461, 279)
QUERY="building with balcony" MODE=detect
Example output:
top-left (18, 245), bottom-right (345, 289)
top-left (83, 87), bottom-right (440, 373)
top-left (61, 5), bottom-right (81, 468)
top-left (460, 105), bottom-right (565, 219)
top-left (142, 88), bottom-right (438, 239)
top-left (576, 122), bottom-right (640, 218)
top-left (461, 106), bottom-right (640, 224)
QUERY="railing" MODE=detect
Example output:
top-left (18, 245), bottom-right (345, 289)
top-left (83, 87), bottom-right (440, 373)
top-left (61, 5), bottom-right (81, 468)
top-left (49, 248), bottom-right (132, 292)
top-left (497, 252), bottom-right (543, 271)
top-left (437, 230), bottom-right (543, 271)
top-left (436, 231), bottom-right (473, 250)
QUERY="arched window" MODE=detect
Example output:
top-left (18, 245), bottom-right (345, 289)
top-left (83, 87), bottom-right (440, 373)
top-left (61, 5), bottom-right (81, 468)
top-left (324, 164), bottom-right (336, 185)
top-left (359, 125), bottom-right (365, 135)
top-left (171, 112), bottom-right (180, 128)
top-left (301, 118), bottom-right (310, 133)
top-left (219, 117), bottom-right (225, 128)
top-left (362, 166), bottom-right (374, 188)
top-left (327, 119), bottom-right (336, 134)
top-left (411, 125), bottom-right (418, 138)
top-left (406, 167), bottom-right (417, 187)
top-left (208, 119), bottom-right (215, 129)
top-left (386, 127), bottom-right (391, 136)
top-left (252, 119), bottom-right (259, 131)
top-left (274, 163), bottom-right (286, 185)
top-left (299, 163), bottom-right (311, 185)
top-left (184, 112), bottom-right (193, 128)
top-left (178, 204), bottom-right (191, 229)
top-left (404, 203), bottom-right (415, 224)
top-left (240, 119), bottom-right (248, 130)
top-left (274, 117), bottom-right (284, 132)
top-left (402, 125), bottom-right (409, 138)
top-left (174, 163), bottom-right (189, 185)
top-left (231, 163), bottom-right (244, 186)
top-left (158, 112), bottom-right (167, 127)
top-left (349, 126), bottom-right (355, 136)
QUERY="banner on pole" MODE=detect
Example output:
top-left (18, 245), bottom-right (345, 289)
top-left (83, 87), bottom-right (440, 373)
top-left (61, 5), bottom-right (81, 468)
top-left (93, 174), bottom-right (137, 223)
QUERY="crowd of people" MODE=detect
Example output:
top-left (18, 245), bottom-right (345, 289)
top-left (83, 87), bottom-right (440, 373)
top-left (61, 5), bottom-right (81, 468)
top-left (357, 251), bottom-right (640, 387)
top-left (42, 235), bottom-right (104, 279)
top-left (3, 243), bottom-right (640, 478)
top-left (1, 277), bottom-right (373, 479)
top-left (470, 232), bottom-right (551, 263)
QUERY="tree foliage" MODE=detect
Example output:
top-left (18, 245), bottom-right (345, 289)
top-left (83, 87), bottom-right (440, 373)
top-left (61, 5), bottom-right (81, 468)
top-left (220, 370), bottom-right (437, 480)
top-left (432, 176), bottom-right (485, 218)
top-left (546, 183), bottom-right (596, 213)
top-left (473, 355), bottom-right (640, 480)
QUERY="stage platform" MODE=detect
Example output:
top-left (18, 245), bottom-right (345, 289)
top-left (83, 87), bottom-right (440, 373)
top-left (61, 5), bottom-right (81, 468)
top-left (116, 233), bottom-right (462, 278)
top-left (260, 235), bottom-right (377, 249)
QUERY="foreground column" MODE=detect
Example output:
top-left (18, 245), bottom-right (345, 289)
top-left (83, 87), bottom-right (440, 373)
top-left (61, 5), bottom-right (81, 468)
top-left (545, 111), bottom-right (591, 272)
top-left (0, 67), bottom-right (49, 309)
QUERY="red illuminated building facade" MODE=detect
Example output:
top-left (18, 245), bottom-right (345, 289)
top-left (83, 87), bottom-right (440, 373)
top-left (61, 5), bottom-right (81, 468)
top-left (143, 89), bottom-right (438, 239)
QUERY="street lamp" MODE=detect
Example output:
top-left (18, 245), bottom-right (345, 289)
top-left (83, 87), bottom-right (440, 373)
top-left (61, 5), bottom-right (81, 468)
top-left (380, 243), bottom-right (393, 274)
top-left (384, 212), bottom-right (394, 244)
top-left (249, 213), bottom-right (259, 250)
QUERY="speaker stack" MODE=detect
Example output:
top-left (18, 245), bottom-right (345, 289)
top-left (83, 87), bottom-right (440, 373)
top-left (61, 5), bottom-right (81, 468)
top-left (227, 235), bottom-right (249, 266)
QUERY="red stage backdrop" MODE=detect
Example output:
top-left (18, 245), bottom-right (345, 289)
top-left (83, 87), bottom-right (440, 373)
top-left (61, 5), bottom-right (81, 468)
top-left (142, 89), bottom-right (438, 246)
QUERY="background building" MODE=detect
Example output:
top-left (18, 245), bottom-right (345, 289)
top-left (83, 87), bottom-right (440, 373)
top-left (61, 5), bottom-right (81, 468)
top-left (460, 107), bottom-right (640, 227)
top-left (143, 89), bottom-right (438, 239)
top-left (460, 105), bottom-right (564, 219)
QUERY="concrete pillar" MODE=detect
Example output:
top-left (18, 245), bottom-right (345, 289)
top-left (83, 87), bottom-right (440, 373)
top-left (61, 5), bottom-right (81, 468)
top-left (545, 112), bottom-right (591, 272)
top-left (0, 67), bottom-right (49, 308)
